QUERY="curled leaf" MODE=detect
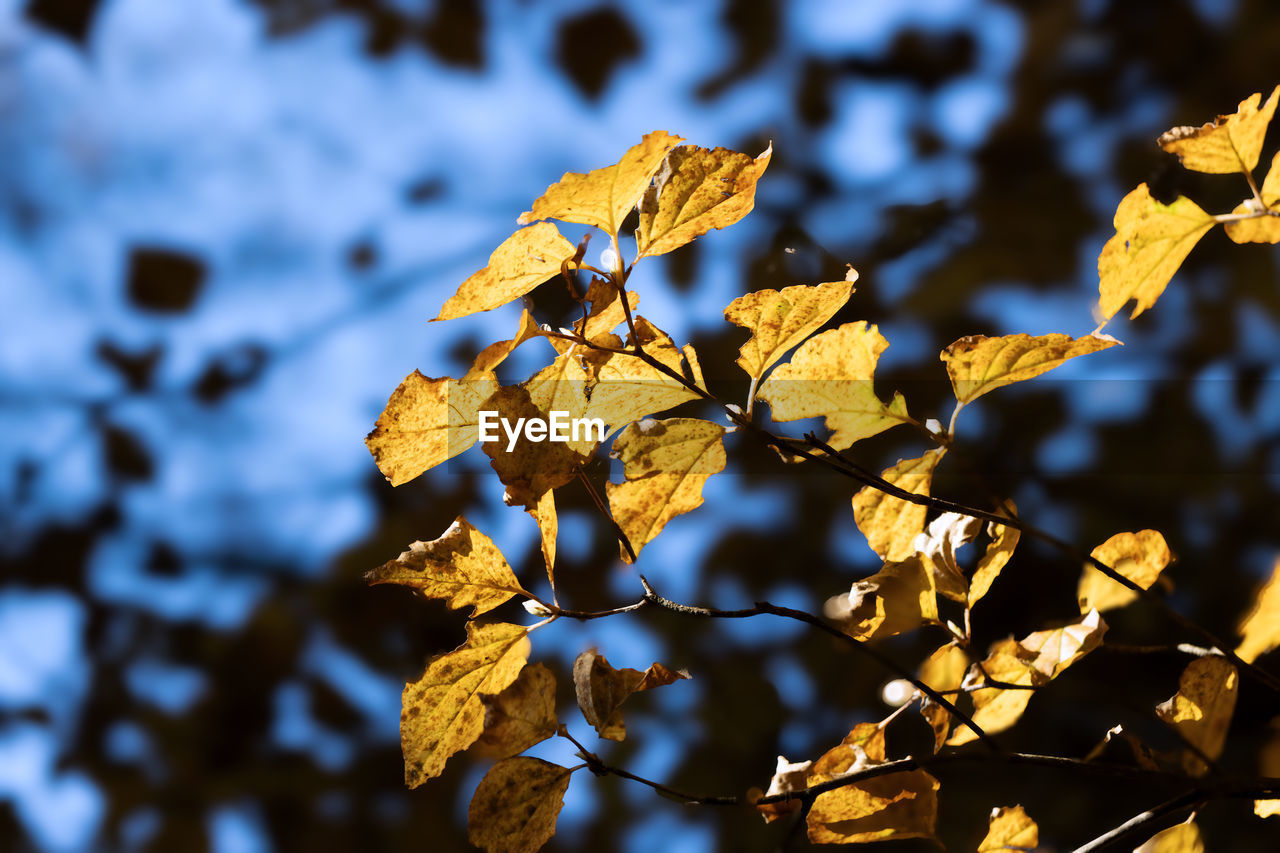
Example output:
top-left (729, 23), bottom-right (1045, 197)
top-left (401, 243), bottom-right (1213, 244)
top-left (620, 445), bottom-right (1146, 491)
top-left (851, 449), bottom-right (944, 562)
top-left (918, 644), bottom-right (970, 752)
top-left (806, 770), bottom-right (939, 845)
top-left (466, 307), bottom-right (545, 378)
top-left (467, 757), bottom-right (573, 853)
top-left (474, 662), bottom-right (559, 760)
top-left (528, 490), bottom-right (557, 590)
top-left (724, 279), bottom-right (855, 380)
top-left (757, 756), bottom-right (815, 823)
top-left (435, 223), bottom-right (576, 321)
top-left (572, 648), bottom-right (688, 741)
top-left (1226, 151), bottom-right (1280, 244)
top-left (481, 385), bottom-right (589, 510)
top-left (824, 555), bottom-right (938, 641)
top-left (1156, 655), bottom-right (1237, 776)
top-left (1236, 556), bottom-right (1280, 664)
top-left (942, 333), bottom-right (1119, 404)
top-left (970, 515), bottom-right (1020, 607)
top-left (978, 805), bottom-right (1039, 852)
top-left (913, 512), bottom-right (982, 603)
top-left (1078, 529), bottom-right (1173, 613)
top-left (1158, 86), bottom-right (1280, 174)
top-left (1134, 821), bottom-right (1204, 853)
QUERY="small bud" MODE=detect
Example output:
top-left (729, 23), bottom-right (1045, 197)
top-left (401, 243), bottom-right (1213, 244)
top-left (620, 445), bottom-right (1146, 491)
top-left (523, 600), bottom-right (553, 617)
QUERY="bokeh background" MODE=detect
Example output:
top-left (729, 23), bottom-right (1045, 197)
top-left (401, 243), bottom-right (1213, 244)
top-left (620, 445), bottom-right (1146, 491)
top-left (3, 0), bottom-right (1280, 850)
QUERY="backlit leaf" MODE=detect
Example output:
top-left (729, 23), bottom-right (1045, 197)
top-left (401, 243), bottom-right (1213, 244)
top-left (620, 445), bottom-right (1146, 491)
top-left (1223, 199), bottom-right (1280, 244)
top-left (1156, 655), bottom-right (1237, 776)
top-left (573, 275), bottom-right (638, 342)
top-left (1078, 529), bottom-right (1173, 613)
top-left (1134, 821), bottom-right (1204, 853)
top-left (584, 319), bottom-right (701, 431)
top-left (518, 131), bottom-right (684, 235)
top-left (824, 555), bottom-right (938, 641)
top-left (606, 418), bottom-right (727, 563)
top-left (524, 344), bottom-right (598, 458)
top-left (913, 512), bottom-right (982, 603)
top-left (978, 805), bottom-right (1039, 852)
top-left (1254, 800), bottom-right (1280, 818)
top-left (806, 770), bottom-right (939, 845)
top-left (366, 371), bottom-right (497, 486)
top-left (724, 279), bottom-right (855, 380)
top-left (758, 321), bottom-right (910, 451)
top-left (466, 307), bottom-right (545, 378)
top-left (1098, 184), bottom-right (1215, 321)
top-left (572, 648), bottom-right (688, 741)
top-left (467, 757), bottom-right (573, 853)
top-left (474, 662), bottom-right (558, 760)
top-left (942, 333), bottom-right (1119, 404)
top-left (809, 724), bottom-right (888, 781)
top-left (918, 644), bottom-right (970, 752)
top-left (481, 385), bottom-right (589, 510)
top-left (435, 223), bottom-right (576, 321)
top-left (529, 490), bottom-right (557, 590)
top-left (636, 143), bottom-right (772, 258)
top-left (946, 640), bottom-right (1041, 747)
top-left (851, 449), bottom-right (944, 562)
top-left (757, 755), bottom-right (815, 823)
top-left (366, 517), bottom-right (525, 617)
top-left (1018, 608), bottom-right (1107, 680)
top-left (401, 622), bottom-right (529, 786)
top-left (1158, 86), bottom-right (1280, 174)
top-left (970, 516), bottom-right (1020, 607)
top-left (1236, 556), bottom-right (1280, 663)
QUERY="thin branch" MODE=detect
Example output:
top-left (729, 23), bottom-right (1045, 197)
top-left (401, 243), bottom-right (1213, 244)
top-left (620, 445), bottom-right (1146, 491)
top-left (576, 468), bottom-right (637, 563)
top-left (558, 726), bottom-right (736, 805)
top-left (1070, 791), bottom-right (1204, 853)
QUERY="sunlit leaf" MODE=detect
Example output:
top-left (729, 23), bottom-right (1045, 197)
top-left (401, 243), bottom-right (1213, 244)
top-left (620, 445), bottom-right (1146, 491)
top-left (913, 512), bottom-right (981, 603)
top-left (366, 371), bottom-right (498, 486)
top-left (1084, 724), bottom-right (1161, 770)
top-left (946, 639), bottom-right (1041, 747)
top-left (401, 622), bottom-right (529, 786)
top-left (1158, 86), bottom-right (1280, 174)
top-left (481, 385), bottom-right (589, 510)
top-left (572, 648), bottom-right (688, 741)
top-left (851, 449), bottom-right (944, 562)
top-left (474, 663), bottom-right (558, 760)
top-left (1078, 529), bottom-right (1173, 614)
top-left (467, 757), bottom-right (573, 853)
top-left (584, 319), bottom-right (701, 431)
top-left (573, 275), bottom-right (638, 342)
top-left (756, 755), bottom-right (814, 823)
top-left (366, 517), bottom-right (526, 617)
top-left (758, 321), bottom-right (910, 451)
top-left (467, 307), bottom-right (545, 378)
top-left (529, 490), bottom-right (557, 590)
top-left (970, 516), bottom-right (1020, 607)
top-left (1134, 821), bottom-right (1204, 853)
top-left (435, 223), bottom-right (576, 321)
top-left (1255, 800), bottom-right (1280, 818)
top-left (1236, 556), bottom-right (1280, 663)
top-left (942, 333), bottom-right (1120, 404)
top-left (1019, 608), bottom-right (1107, 680)
top-left (636, 143), bottom-right (772, 258)
top-left (518, 131), bottom-right (684, 235)
top-left (1098, 184), bottom-right (1215, 321)
top-left (524, 344), bottom-right (598, 458)
top-left (918, 644), bottom-right (970, 752)
top-left (806, 770), bottom-right (939, 845)
top-left (1156, 655), bottom-right (1237, 776)
top-left (724, 279), bottom-right (855, 380)
top-left (810, 724), bottom-right (888, 781)
top-left (978, 805), bottom-right (1039, 852)
top-left (1223, 199), bottom-right (1280, 244)
top-left (824, 555), bottom-right (939, 641)
top-left (606, 418), bottom-right (727, 563)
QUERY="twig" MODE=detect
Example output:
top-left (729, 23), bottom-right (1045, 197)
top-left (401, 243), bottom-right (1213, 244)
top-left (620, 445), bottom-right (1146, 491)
top-left (575, 468), bottom-right (637, 563)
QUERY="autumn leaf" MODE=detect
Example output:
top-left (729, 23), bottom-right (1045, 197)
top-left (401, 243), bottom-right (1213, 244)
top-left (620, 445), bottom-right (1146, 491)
top-left (1018, 608), bottom-right (1107, 680)
top-left (1255, 800), bottom-right (1280, 819)
top-left (1236, 557), bottom-right (1280, 664)
top-left (756, 756), bottom-right (815, 823)
top-left (851, 449), bottom-right (944, 562)
top-left (435, 223), bottom-right (577, 321)
top-left (724, 279), bottom-right (855, 380)
top-left (824, 555), bottom-right (939, 641)
top-left (810, 723), bottom-right (888, 781)
top-left (572, 649), bottom-right (688, 741)
top-left (474, 662), bottom-right (559, 760)
top-left (978, 805), bottom-right (1039, 852)
top-left (969, 516), bottom-right (1020, 607)
top-left (1134, 821), bottom-right (1204, 853)
top-left (947, 640), bottom-right (1041, 747)
top-left (1098, 184), bottom-right (1215, 321)
top-left (1078, 529), bottom-right (1173, 614)
top-left (606, 418), bottom-right (727, 563)
top-left (466, 307), bottom-right (545, 378)
top-left (918, 644), bottom-right (970, 752)
top-left (366, 517), bottom-right (526, 617)
top-left (806, 770), bottom-right (939, 845)
top-left (528, 490), bottom-right (557, 589)
top-left (758, 321), bottom-right (910, 451)
top-left (524, 344), bottom-right (598, 457)
top-left (518, 130), bottom-right (684, 235)
top-left (941, 333), bottom-right (1120, 405)
top-left (1156, 655), bottom-right (1237, 776)
top-left (401, 622), bottom-right (529, 786)
top-left (481, 384), bottom-right (588, 510)
top-left (913, 512), bottom-right (982, 603)
top-left (1158, 86), bottom-right (1280, 174)
top-left (467, 757), bottom-right (574, 853)
top-left (366, 371), bottom-right (497, 487)
top-left (635, 143), bottom-right (772, 258)
top-left (573, 275), bottom-right (638, 342)
top-left (584, 319), bottom-right (702, 431)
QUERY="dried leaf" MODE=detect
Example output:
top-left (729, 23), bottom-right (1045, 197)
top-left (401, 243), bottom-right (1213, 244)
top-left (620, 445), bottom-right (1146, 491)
top-left (806, 770), bottom-right (939, 845)
top-left (1078, 529), bottom-right (1173, 614)
top-left (851, 449), bottom-right (944, 562)
top-left (758, 321), bottom-right (910, 451)
top-left (1098, 184), bottom-right (1215, 321)
top-left (606, 418), bottom-right (727, 563)
top-left (572, 649), bottom-right (688, 741)
top-left (474, 663), bottom-right (558, 759)
top-left (435, 223), bottom-right (576, 321)
top-left (809, 724), bottom-right (888, 781)
top-left (366, 371), bottom-right (498, 486)
top-left (467, 307), bottom-right (545, 378)
top-left (1255, 800), bottom-right (1280, 818)
top-left (1222, 151), bottom-right (1280, 244)
top-left (1156, 655), bottom-right (1237, 776)
top-left (942, 333), bottom-right (1120, 404)
top-left (724, 279), bottom-right (855, 380)
top-left (1134, 821), bottom-right (1204, 853)
top-left (978, 805), bottom-right (1039, 851)
top-left (1019, 609), bottom-right (1108, 680)
top-left (913, 512), bottom-right (982, 603)
top-left (524, 345), bottom-right (598, 458)
top-left (636, 143), bottom-right (772, 258)
top-left (519, 131), bottom-right (684, 235)
top-left (366, 517), bottom-right (525, 616)
top-left (573, 276), bottom-right (638, 342)
top-left (401, 622), bottom-right (530, 786)
top-left (946, 640), bottom-right (1041, 747)
top-left (757, 756), bottom-right (814, 823)
top-left (970, 516), bottom-right (1020, 607)
top-left (481, 385), bottom-right (588, 510)
top-left (467, 757), bottom-right (573, 853)
top-left (918, 644), bottom-right (970, 752)
top-left (584, 320), bottom-right (701, 431)
top-left (1158, 86), bottom-right (1280, 174)
top-left (529, 490), bottom-right (557, 590)
top-left (1236, 556), bottom-right (1280, 663)
top-left (824, 555), bottom-right (939, 641)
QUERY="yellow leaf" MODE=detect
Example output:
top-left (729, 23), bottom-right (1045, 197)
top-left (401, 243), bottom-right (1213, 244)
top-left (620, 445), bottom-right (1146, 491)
top-left (682, 342), bottom-right (708, 393)
top-left (1134, 821), bottom-right (1204, 853)
top-left (1254, 800), bottom-right (1280, 818)
top-left (1078, 529), bottom-right (1173, 614)
top-left (435, 222), bottom-right (577, 321)
top-left (584, 320), bottom-right (701, 432)
top-left (978, 805), bottom-right (1039, 851)
top-left (1158, 86), bottom-right (1280, 174)
top-left (480, 385), bottom-right (589, 510)
top-left (524, 345), bottom-right (598, 458)
top-left (1018, 609), bottom-right (1108, 680)
top-left (809, 724), bottom-right (888, 781)
top-left (401, 622), bottom-right (529, 786)
top-left (466, 307), bottom-right (545, 378)
top-left (824, 555), bottom-right (938, 641)
top-left (1223, 200), bottom-right (1280, 244)
top-left (518, 131), bottom-right (684, 235)
top-left (724, 279), bottom-right (855, 380)
top-left (467, 757), bottom-right (573, 853)
top-left (474, 663), bottom-right (559, 760)
top-left (528, 490), bottom-right (557, 590)
top-left (1236, 556), bottom-right (1280, 663)
top-left (1156, 655), bottom-right (1238, 776)
top-left (942, 333), bottom-right (1120, 404)
top-left (970, 516), bottom-right (1020, 607)
top-left (806, 770), bottom-right (939, 845)
top-left (946, 640), bottom-right (1041, 747)
top-left (366, 371), bottom-right (498, 487)
top-left (918, 644), bottom-right (970, 752)
top-left (366, 517), bottom-right (525, 616)
top-left (571, 649), bottom-right (688, 741)
top-left (756, 755), bottom-right (814, 823)
top-left (1098, 184), bottom-right (1215, 321)
top-left (851, 449), bottom-right (944, 562)
top-left (913, 512), bottom-right (982, 603)
top-left (606, 418), bottom-right (727, 563)
top-left (758, 321), bottom-right (910, 451)
top-left (636, 143), bottom-right (772, 258)
top-left (573, 275), bottom-right (638, 343)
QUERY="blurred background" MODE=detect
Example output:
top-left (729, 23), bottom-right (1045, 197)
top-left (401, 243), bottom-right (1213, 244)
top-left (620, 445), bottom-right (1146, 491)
top-left (2, 0), bottom-right (1280, 850)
